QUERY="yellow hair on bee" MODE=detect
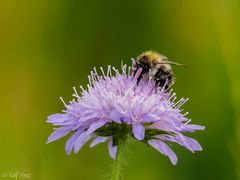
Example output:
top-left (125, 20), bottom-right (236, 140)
top-left (137, 50), bottom-right (162, 63)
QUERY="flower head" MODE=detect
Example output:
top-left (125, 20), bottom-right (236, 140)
top-left (46, 62), bottom-right (204, 165)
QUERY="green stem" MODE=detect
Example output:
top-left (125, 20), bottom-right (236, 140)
top-left (111, 140), bottom-right (125, 180)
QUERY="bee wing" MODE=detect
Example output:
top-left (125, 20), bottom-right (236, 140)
top-left (157, 60), bottom-right (188, 67)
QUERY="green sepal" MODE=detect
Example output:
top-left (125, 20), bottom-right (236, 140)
top-left (144, 129), bottom-right (174, 140)
top-left (95, 122), bottom-right (130, 146)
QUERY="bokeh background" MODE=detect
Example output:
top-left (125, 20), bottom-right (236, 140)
top-left (0, 0), bottom-right (240, 179)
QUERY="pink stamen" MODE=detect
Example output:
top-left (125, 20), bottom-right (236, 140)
top-left (134, 68), bottom-right (142, 80)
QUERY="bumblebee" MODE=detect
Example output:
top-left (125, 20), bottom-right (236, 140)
top-left (134, 50), bottom-right (186, 90)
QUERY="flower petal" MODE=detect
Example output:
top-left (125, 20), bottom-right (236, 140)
top-left (182, 136), bottom-right (202, 151)
top-left (134, 104), bottom-right (143, 114)
top-left (65, 129), bottom-right (83, 154)
top-left (142, 96), bottom-right (159, 113)
top-left (47, 113), bottom-right (72, 123)
top-left (148, 140), bottom-right (177, 165)
top-left (121, 117), bottom-right (131, 124)
top-left (86, 120), bottom-right (108, 134)
top-left (132, 123), bottom-right (145, 140)
top-left (90, 136), bottom-right (109, 148)
top-left (174, 135), bottom-right (202, 152)
top-left (142, 114), bottom-right (160, 123)
top-left (108, 140), bottom-right (117, 159)
top-left (46, 126), bottom-right (72, 144)
top-left (73, 131), bottom-right (92, 153)
top-left (79, 113), bottom-right (99, 122)
top-left (158, 134), bottom-right (202, 152)
top-left (150, 120), bottom-right (177, 132)
top-left (109, 110), bottom-right (122, 123)
top-left (181, 124), bottom-right (205, 132)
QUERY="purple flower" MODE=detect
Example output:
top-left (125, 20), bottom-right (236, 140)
top-left (46, 62), bottom-right (205, 165)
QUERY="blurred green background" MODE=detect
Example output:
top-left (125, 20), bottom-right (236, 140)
top-left (0, 0), bottom-right (240, 179)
